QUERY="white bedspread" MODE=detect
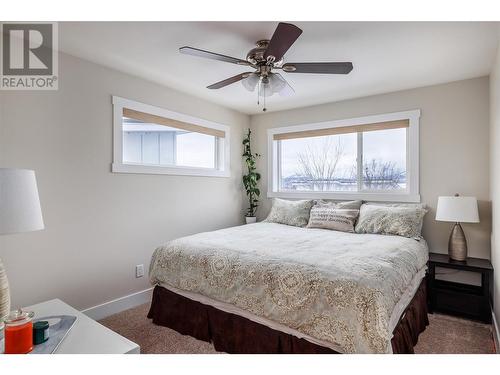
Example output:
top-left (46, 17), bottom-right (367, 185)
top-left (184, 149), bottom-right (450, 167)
top-left (149, 223), bottom-right (428, 353)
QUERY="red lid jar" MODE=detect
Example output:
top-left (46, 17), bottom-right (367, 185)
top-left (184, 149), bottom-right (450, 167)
top-left (4, 309), bottom-right (34, 354)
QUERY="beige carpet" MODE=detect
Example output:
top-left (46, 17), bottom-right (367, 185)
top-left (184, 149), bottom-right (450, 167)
top-left (99, 303), bottom-right (496, 354)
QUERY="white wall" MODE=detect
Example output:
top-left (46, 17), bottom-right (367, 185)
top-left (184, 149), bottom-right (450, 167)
top-left (251, 77), bottom-right (491, 259)
top-left (490, 36), bottom-right (500, 325)
top-left (0, 53), bottom-right (249, 310)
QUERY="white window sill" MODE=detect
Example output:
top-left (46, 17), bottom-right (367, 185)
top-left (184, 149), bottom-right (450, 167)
top-left (112, 163), bottom-right (230, 178)
top-left (267, 190), bottom-right (421, 203)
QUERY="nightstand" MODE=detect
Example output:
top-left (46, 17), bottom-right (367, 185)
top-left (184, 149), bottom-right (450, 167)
top-left (1, 299), bottom-right (139, 354)
top-left (427, 253), bottom-right (493, 323)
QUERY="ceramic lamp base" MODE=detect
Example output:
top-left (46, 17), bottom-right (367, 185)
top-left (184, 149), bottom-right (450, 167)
top-left (448, 223), bottom-right (468, 261)
top-left (0, 257), bottom-right (10, 325)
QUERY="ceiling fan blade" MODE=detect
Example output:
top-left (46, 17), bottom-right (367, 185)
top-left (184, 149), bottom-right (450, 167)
top-left (264, 23), bottom-right (303, 62)
top-left (207, 72), bottom-right (253, 89)
top-left (180, 46), bottom-right (251, 66)
top-left (274, 73), bottom-right (295, 97)
top-left (282, 62), bottom-right (353, 74)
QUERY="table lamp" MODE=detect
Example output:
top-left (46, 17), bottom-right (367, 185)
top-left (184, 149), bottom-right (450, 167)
top-left (0, 168), bottom-right (44, 328)
top-left (435, 194), bottom-right (479, 261)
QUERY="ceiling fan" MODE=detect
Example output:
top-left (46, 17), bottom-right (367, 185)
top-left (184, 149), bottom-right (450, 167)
top-left (180, 22), bottom-right (353, 111)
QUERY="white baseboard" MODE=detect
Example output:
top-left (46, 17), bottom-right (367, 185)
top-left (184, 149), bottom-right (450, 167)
top-left (82, 287), bottom-right (153, 321)
top-left (492, 310), bottom-right (500, 354)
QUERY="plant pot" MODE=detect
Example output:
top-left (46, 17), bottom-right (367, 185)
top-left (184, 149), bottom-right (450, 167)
top-left (245, 216), bottom-right (257, 224)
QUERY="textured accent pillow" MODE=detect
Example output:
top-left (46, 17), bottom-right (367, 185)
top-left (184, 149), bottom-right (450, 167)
top-left (355, 204), bottom-right (427, 238)
top-left (307, 206), bottom-right (360, 232)
top-left (264, 198), bottom-right (314, 227)
top-left (364, 202), bottom-right (428, 210)
top-left (314, 200), bottom-right (363, 210)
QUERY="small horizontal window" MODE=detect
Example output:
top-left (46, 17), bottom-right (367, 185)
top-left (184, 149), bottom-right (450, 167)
top-left (112, 97), bottom-right (230, 177)
top-left (268, 110), bottom-right (420, 202)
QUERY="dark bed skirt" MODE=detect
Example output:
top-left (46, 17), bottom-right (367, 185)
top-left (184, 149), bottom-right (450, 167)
top-left (147, 279), bottom-right (429, 354)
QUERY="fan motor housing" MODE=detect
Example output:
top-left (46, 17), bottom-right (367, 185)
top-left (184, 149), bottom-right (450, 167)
top-left (246, 40), bottom-right (283, 66)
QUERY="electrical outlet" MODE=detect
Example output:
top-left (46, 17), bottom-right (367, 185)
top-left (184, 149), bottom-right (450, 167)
top-left (135, 264), bottom-right (144, 278)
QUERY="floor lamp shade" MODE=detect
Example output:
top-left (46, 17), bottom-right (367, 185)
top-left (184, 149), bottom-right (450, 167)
top-left (0, 168), bottom-right (44, 324)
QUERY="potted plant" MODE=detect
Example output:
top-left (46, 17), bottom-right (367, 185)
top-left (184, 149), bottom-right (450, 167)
top-left (242, 128), bottom-right (260, 224)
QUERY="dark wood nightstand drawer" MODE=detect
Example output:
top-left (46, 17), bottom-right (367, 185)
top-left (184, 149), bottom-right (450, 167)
top-left (433, 279), bottom-right (483, 296)
top-left (427, 253), bottom-right (493, 324)
top-left (432, 288), bottom-right (486, 321)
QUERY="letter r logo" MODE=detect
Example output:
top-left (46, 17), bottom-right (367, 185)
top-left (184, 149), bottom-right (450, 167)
top-left (2, 23), bottom-right (53, 75)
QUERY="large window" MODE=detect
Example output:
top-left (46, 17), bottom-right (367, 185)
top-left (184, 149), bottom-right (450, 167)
top-left (268, 110), bottom-right (420, 202)
top-left (112, 96), bottom-right (230, 177)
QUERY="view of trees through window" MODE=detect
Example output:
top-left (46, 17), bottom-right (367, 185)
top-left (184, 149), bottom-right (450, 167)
top-left (279, 128), bottom-right (406, 192)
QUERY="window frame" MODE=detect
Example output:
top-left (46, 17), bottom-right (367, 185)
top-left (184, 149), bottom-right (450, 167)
top-left (267, 109), bottom-right (420, 202)
top-left (112, 96), bottom-right (230, 177)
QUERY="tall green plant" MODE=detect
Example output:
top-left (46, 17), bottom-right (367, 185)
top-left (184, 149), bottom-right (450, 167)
top-left (242, 129), bottom-right (261, 217)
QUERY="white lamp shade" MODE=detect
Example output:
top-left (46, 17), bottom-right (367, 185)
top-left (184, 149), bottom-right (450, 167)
top-left (435, 196), bottom-right (479, 223)
top-left (0, 168), bottom-right (44, 235)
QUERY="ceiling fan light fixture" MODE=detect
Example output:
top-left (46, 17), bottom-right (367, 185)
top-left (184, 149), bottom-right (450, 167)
top-left (181, 22), bottom-right (353, 111)
top-left (268, 73), bottom-right (287, 94)
top-left (258, 77), bottom-right (273, 98)
top-left (257, 74), bottom-right (286, 97)
top-left (242, 73), bottom-right (260, 92)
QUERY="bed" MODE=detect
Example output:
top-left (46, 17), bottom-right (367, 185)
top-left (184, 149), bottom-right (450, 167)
top-left (148, 222), bottom-right (429, 354)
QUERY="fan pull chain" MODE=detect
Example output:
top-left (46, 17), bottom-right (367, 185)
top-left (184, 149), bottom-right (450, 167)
top-left (257, 81), bottom-right (260, 105)
top-left (256, 79), bottom-right (267, 112)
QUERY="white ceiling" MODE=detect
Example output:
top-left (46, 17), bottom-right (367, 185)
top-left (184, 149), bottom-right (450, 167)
top-left (59, 22), bottom-right (499, 114)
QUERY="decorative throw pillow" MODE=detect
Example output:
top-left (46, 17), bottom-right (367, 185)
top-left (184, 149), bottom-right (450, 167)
top-left (314, 200), bottom-right (363, 210)
top-left (364, 202), bottom-right (428, 210)
top-left (363, 202), bottom-right (427, 235)
top-left (264, 198), bottom-right (314, 227)
top-left (307, 206), bottom-right (360, 232)
top-left (354, 204), bottom-right (427, 238)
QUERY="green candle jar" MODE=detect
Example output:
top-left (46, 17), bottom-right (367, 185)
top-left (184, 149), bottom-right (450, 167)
top-left (33, 321), bottom-right (49, 345)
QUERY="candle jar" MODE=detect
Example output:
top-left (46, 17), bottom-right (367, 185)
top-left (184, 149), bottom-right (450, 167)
top-left (4, 309), bottom-right (34, 354)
